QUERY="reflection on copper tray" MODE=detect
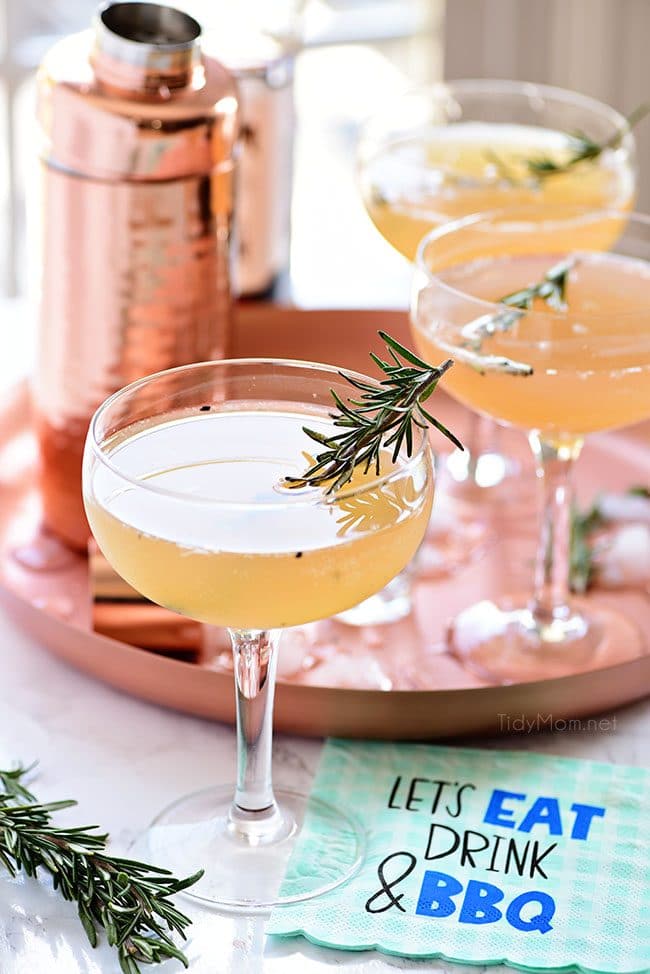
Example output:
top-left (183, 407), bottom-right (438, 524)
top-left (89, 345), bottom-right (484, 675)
top-left (90, 541), bottom-right (202, 661)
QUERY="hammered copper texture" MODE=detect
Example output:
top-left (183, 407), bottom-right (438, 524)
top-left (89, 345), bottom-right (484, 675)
top-left (34, 26), bottom-right (238, 549)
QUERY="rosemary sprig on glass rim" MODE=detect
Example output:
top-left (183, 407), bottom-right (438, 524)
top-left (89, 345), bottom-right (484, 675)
top-left (488, 101), bottom-right (650, 186)
top-left (0, 765), bottom-right (202, 974)
top-left (455, 256), bottom-right (576, 376)
top-left (527, 101), bottom-right (650, 181)
top-left (287, 258), bottom-right (573, 492)
top-left (370, 104), bottom-right (650, 202)
top-left (286, 332), bottom-right (463, 494)
top-left (498, 255), bottom-right (574, 311)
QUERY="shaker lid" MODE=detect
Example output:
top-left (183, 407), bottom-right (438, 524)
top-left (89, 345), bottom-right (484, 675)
top-left (37, 2), bottom-right (239, 180)
top-left (94, 2), bottom-right (201, 86)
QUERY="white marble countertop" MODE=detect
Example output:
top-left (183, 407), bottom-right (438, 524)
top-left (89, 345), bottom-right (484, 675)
top-left (2, 599), bottom-right (649, 974)
top-left (1, 301), bottom-right (649, 972)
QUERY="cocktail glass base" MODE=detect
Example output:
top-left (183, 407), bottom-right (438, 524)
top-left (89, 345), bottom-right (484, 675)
top-left (448, 595), bottom-right (645, 684)
top-left (130, 785), bottom-right (365, 914)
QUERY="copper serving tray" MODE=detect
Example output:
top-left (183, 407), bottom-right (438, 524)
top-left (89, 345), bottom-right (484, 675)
top-left (1, 307), bottom-right (649, 739)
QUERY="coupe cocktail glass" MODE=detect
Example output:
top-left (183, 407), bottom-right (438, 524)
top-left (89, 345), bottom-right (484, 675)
top-left (411, 207), bottom-right (650, 683)
top-left (83, 358), bottom-right (434, 909)
top-left (359, 79), bottom-right (636, 501)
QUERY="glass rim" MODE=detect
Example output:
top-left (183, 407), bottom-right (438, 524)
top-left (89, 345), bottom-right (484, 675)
top-left (414, 207), bottom-right (650, 323)
top-left (359, 77), bottom-right (631, 142)
top-left (87, 356), bottom-right (432, 509)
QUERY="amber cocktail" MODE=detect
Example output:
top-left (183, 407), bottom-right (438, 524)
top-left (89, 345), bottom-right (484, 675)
top-left (411, 208), bottom-right (650, 683)
top-left (83, 358), bottom-right (434, 909)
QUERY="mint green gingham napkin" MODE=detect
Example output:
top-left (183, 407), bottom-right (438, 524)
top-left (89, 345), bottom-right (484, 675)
top-left (268, 740), bottom-right (650, 972)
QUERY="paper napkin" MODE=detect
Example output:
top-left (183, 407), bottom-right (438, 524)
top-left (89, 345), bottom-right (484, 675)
top-left (268, 740), bottom-right (650, 972)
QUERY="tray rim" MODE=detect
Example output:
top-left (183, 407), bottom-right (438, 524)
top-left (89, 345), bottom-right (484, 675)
top-left (2, 580), bottom-right (649, 740)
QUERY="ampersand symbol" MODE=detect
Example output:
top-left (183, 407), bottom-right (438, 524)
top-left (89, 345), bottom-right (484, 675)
top-left (365, 851), bottom-right (417, 914)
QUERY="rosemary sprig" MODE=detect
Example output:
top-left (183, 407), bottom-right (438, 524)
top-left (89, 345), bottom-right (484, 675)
top-left (570, 485), bottom-right (650, 592)
top-left (486, 101), bottom-right (650, 187)
top-left (0, 765), bottom-right (202, 974)
top-left (570, 500), bottom-right (606, 593)
top-left (499, 256), bottom-right (573, 311)
top-left (457, 257), bottom-right (575, 374)
top-left (527, 102), bottom-right (650, 181)
top-left (287, 332), bottom-right (463, 493)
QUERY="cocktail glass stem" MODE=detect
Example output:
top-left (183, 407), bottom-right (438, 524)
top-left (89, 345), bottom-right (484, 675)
top-left (129, 619), bottom-right (363, 907)
top-left (528, 431), bottom-right (584, 637)
top-left (448, 426), bottom-right (644, 683)
top-left (228, 628), bottom-right (284, 839)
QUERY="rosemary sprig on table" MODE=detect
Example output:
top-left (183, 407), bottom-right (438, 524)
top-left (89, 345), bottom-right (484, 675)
top-left (286, 332), bottom-right (463, 493)
top-left (0, 765), bottom-right (201, 974)
top-left (455, 257), bottom-right (575, 375)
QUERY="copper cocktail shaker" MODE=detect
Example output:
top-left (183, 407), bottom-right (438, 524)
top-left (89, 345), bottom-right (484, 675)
top-left (34, 2), bottom-right (239, 550)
